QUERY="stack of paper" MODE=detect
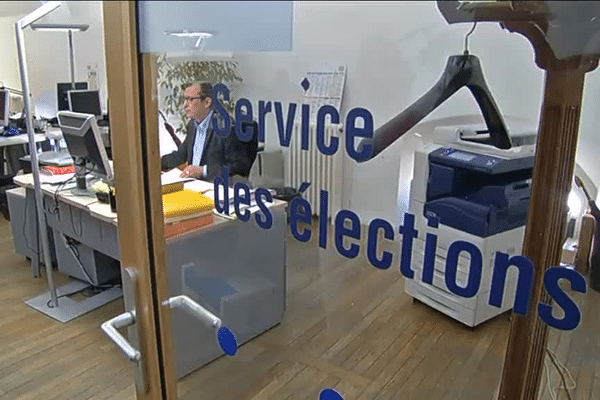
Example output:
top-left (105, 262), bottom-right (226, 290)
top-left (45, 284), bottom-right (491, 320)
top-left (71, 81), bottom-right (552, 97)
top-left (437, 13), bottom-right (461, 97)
top-left (161, 168), bottom-right (192, 186)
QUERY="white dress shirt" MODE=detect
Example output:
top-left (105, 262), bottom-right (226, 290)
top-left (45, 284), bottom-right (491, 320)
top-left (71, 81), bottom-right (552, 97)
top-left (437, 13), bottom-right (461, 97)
top-left (191, 110), bottom-right (213, 177)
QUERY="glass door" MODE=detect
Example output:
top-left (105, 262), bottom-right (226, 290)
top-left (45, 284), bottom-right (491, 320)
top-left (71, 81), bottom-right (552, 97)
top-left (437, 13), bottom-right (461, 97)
top-left (102, 2), bottom-right (600, 400)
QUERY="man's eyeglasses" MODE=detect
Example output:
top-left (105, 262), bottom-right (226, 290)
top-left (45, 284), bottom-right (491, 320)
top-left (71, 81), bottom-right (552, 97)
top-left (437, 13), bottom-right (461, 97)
top-left (183, 95), bottom-right (208, 103)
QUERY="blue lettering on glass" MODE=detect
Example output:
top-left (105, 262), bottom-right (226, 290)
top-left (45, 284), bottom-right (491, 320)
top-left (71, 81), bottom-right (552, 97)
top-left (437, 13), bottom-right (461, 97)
top-left (316, 105), bottom-right (340, 156)
top-left (345, 108), bottom-right (374, 162)
top-left (234, 98), bottom-right (254, 142)
top-left (319, 190), bottom-right (329, 249)
top-left (233, 182), bottom-right (251, 222)
top-left (211, 84), bottom-right (587, 336)
top-left (367, 218), bottom-right (394, 270)
top-left (214, 167), bottom-right (230, 215)
top-left (302, 103), bottom-right (310, 150)
top-left (274, 101), bottom-right (297, 147)
top-left (399, 213), bottom-right (418, 279)
top-left (539, 266), bottom-right (587, 330)
top-left (212, 83), bottom-right (232, 138)
top-left (445, 241), bottom-right (483, 298)
top-left (214, 166), bottom-right (588, 334)
top-left (422, 218), bottom-right (439, 285)
top-left (257, 100), bottom-right (271, 143)
top-left (335, 210), bottom-right (361, 259)
top-left (290, 195), bottom-right (312, 242)
top-left (488, 253), bottom-right (534, 316)
top-left (205, 81), bottom-right (590, 400)
top-left (254, 188), bottom-right (273, 229)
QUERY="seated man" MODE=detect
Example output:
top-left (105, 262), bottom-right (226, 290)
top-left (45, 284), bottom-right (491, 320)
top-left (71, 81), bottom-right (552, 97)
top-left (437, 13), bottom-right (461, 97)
top-left (161, 82), bottom-right (257, 181)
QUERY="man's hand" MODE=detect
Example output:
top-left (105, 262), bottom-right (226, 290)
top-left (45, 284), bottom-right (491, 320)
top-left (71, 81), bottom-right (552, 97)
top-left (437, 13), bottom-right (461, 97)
top-left (180, 165), bottom-right (203, 178)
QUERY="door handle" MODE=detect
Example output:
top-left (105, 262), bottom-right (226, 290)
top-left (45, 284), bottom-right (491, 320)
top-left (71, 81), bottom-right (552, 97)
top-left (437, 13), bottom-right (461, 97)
top-left (100, 281), bottom-right (238, 395)
top-left (101, 311), bottom-right (141, 362)
top-left (100, 267), bottom-right (146, 393)
top-left (166, 295), bottom-right (238, 356)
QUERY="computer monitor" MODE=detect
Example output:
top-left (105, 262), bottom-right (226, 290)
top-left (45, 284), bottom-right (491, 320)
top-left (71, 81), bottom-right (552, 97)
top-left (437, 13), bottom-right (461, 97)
top-left (0, 89), bottom-right (8, 127)
top-left (57, 111), bottom-right (113, 196)
top-left (57, 82), bottom-right (88, 112)
top-left (68, 89), bottom-right (102, 118)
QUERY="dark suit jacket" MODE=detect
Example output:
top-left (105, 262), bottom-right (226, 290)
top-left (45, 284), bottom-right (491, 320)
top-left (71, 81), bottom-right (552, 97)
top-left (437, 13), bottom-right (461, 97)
top-left (161, 116), bottom-right (258, 181)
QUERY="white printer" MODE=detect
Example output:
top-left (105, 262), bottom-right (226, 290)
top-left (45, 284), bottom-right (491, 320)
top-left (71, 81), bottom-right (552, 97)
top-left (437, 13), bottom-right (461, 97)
top-left (405, 122), bottom-right (537, 327)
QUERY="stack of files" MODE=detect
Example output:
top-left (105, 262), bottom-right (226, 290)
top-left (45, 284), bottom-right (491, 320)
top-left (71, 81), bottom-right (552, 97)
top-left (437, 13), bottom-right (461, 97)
top-left (39, 164), bottom-right (77, 184)
top-left (163, 189), bottom-right (215, 238)
top-left (40, 165), bottom-right (76, 175)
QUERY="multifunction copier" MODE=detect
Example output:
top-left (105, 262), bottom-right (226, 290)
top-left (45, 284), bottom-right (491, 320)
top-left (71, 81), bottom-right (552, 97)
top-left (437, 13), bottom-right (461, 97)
top-left (405, 123), bottom-right (536, 327)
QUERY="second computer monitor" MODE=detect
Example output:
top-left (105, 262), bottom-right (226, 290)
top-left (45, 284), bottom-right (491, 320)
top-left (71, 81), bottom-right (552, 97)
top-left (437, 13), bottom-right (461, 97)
top-left (57, 111), bottom-right (113, 192)
top-left (0, 89), bottom-right (8, 127)
top-left (68, 89), bottom-right (102, 118)
top-left (57, 82), bottom-right (88, 112)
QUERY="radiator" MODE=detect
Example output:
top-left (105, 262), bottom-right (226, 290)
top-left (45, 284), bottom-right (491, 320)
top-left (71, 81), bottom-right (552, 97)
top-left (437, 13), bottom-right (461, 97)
top-left (285, 123), bottom-right (344, 218)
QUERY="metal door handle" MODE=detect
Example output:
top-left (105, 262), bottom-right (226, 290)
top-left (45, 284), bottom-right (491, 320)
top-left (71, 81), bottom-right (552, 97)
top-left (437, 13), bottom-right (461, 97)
top-left (101, 309), bottom-right (146, 392)
top-left (166, 295), bottom-right (238, 356)
top-left (101, 311), bottom-right (141, 362)
top-left (101, 294), bottom-right (236, 397)
top-left (166, 295), bottom-right (221, 329)
top-left (100, 268), bottom-right (146, 393)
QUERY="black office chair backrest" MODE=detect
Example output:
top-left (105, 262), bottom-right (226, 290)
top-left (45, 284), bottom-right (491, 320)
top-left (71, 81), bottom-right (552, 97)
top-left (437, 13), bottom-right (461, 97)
top-left (242, 120), bottom-right (259, 177)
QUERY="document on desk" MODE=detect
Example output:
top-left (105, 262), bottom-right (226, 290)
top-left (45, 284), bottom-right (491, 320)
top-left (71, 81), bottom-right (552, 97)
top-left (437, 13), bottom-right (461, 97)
top-left (184, 179), bottom-right (213, 194)
top-left (161, 168), bottom-right (193, 186)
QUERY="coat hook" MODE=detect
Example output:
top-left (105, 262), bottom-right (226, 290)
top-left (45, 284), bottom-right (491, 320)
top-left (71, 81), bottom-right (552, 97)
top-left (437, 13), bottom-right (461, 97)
top-left (464, 22), bottom-right (477, 54)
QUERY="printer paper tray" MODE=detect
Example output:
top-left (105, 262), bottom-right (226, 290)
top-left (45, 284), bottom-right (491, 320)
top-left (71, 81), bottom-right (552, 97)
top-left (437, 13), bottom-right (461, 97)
top-left (425, 197), bottom-right (528, 238)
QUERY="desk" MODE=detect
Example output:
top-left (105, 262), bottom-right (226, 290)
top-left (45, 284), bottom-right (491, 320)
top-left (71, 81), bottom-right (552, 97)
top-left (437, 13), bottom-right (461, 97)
top-left (0, 130), bottom-right (63, 176)
top-left (8, 174), bottom-right (287, 378)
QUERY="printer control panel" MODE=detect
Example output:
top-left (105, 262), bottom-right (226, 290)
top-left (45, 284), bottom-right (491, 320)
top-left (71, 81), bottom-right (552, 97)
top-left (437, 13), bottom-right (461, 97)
top-left (430, 147), bottom-right (533, 174)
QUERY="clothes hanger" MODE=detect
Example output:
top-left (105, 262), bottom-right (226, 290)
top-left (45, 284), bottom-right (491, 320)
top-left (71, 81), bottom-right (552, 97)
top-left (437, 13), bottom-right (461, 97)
top-left (357, 22), bottom-right (512, 161)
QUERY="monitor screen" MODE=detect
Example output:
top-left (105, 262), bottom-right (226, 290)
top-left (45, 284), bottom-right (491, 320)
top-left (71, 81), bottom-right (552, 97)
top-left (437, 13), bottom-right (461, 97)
top-left (68, 90), bottom-right (102, 117)
top-left (57, 82), bottom-right (88, 112)
top-left (0, 89), bottom-right (8, 126)
top-left (57, 111), bottom-right (113, 182)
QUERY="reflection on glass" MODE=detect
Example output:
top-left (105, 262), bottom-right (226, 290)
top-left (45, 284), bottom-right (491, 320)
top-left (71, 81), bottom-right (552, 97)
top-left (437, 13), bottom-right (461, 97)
top-left (137, 2), bottom-right (600, 399)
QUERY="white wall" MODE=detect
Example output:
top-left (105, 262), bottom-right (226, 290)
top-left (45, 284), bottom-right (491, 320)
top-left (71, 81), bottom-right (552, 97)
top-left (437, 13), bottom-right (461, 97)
top-left (0, 1), bottom-right (107, 118)
top-left (4, 1), bottom-right (600, 224)
top-left (0, 16), bottom-right (24, 90)
top-left (232, 1), bottom-right (600, 225)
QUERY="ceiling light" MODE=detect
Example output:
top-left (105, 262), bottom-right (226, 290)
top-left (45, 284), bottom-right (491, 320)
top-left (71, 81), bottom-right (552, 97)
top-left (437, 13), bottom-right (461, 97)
top-left (31, 23), bottom-right (89, 31)
top-left (164, 30), bottom-right (214, 48)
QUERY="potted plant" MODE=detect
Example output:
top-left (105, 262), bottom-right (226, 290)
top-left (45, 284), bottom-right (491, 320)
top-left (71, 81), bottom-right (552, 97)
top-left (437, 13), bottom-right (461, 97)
top-left (156, 53), bottom-right (243, 136)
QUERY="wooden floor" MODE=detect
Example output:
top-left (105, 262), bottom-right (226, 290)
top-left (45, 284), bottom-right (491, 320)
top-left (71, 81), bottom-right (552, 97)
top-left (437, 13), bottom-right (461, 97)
top-left (0, 217), bottom-right (134, 399)
top-left (1, 215), bottom-right (599, 399)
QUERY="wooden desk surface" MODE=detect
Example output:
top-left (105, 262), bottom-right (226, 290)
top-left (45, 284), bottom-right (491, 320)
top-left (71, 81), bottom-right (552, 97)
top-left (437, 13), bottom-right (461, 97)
top-left (12, 174), bottom-right (286, 232)
top-left (13, 174), bottom-right (117, 225)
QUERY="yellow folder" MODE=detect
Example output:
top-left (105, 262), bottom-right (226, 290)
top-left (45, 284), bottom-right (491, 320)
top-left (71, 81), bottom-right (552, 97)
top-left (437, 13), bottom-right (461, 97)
top-left (162, 189), bottom-right (214, 220)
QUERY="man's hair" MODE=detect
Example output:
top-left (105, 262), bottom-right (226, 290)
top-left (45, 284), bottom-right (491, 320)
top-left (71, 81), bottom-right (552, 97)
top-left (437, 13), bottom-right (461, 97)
top-left (186, 82), bottom-right (214, 102)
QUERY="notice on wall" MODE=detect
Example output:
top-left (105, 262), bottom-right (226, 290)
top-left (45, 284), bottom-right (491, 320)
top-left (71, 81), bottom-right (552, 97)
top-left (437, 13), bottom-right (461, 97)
top-left (301, 65), bottom-right (347, 122)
